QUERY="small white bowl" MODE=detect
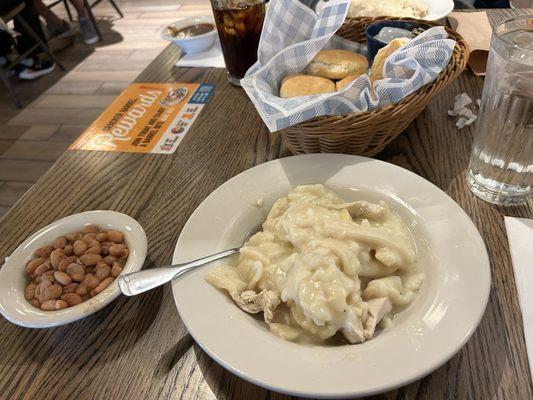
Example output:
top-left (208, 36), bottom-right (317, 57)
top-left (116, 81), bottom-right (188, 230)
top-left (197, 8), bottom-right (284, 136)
top-left (0, 210), bottom-right (147, 328)
top-left (162, 16), bottom-right (217, 54)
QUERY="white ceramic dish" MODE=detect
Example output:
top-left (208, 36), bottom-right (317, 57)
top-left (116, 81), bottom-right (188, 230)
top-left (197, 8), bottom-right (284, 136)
top-left (316, 0), bottom-right (454, 21)
top-left (172, 154), bottom-right (490, 398)
top-left (421, 0), bottom-right (454, 21)
top-left (0, 210), bottom-right (147, 328)
top-left (161, 16), bottom-right (217, 54)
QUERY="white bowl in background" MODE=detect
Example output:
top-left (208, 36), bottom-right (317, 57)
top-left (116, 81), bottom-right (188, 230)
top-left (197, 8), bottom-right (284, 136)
top-left (0, 210), bottom-right (147, 328)
top-left (162, 16), bottom-right (217, 54)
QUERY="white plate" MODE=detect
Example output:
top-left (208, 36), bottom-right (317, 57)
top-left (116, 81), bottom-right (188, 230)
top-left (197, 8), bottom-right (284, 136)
top-left (422, 0), bottom-right (454, 21)
top-left (0, 210), bottom-right (147, 328)
top-left (172, 154), bottom-right (490, 398)
top-left (316, 0), bottom-right (454, 21)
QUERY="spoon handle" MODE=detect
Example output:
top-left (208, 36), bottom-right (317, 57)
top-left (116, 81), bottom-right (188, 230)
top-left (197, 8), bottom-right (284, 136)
top-left (118, 248), bottom-right (239, 296)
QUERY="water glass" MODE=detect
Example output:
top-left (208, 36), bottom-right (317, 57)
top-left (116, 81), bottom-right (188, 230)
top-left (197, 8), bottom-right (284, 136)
top-left (466, 15), bottom-right (533, 206)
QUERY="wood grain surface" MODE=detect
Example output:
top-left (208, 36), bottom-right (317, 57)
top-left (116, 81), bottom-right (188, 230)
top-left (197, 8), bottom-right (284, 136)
top-left (0, 8), bottom-right (532, 400)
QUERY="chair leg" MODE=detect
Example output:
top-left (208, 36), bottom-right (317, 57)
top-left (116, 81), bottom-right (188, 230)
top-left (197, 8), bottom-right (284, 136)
top-left (89, 0), bottom-right (123, 18)
top-left (0, 68), bottom-right (22, 108)
top-left (63, 0), bottom-right (74, 22)
top-left (14, 15), bottom-right (65, 71)
top-left (107, 0), bottom-right (123, 18)
top-left (83, 0), bottom-right (103, 42)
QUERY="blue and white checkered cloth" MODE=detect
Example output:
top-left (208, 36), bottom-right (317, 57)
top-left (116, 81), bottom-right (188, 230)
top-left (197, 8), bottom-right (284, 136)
top-left (241, 0), bottom-right (456, 132)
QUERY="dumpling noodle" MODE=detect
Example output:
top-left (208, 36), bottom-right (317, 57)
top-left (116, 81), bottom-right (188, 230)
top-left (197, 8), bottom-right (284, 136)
top-left (206, 185), bottom-right (424, 344)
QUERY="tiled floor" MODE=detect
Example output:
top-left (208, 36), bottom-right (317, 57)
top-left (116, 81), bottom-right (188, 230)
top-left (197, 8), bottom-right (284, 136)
top-left (0, 0), bottom-right (209, 218)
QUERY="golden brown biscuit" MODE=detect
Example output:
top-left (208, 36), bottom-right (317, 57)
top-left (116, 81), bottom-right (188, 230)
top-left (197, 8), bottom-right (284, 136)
top-left (306, 50), bottom-right (368, 80)
top-left (370, 38), bottom-right (411, 82)
top-left (335, 74), bottom-right (360, 91)
top-left (279, 74), bottom-right (336, 98)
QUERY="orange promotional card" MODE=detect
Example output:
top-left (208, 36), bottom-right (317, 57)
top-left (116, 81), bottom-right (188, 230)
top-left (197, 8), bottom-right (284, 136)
top-left (70, 83), bottom-right (215, 154)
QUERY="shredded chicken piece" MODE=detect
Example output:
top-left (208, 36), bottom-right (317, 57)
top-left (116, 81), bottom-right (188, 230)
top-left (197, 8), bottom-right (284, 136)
top-left (341, 298), bottom-right (392, 343)
top-left (363, 298), bottom-right (392, 339)
top-left (230, 290), bottom-right (280, 323)
top-left (341, 310), bottom-right (365, 343)
top-left (331, 201), bottom-right (386, 220)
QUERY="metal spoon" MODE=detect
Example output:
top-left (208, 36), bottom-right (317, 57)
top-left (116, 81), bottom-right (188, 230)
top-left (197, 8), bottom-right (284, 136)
top-left (118, 224), bottom-right (261, 296)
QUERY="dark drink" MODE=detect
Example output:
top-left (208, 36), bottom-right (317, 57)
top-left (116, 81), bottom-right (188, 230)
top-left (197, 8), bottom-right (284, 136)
top-left (211, 1), bottom-right (265, 85)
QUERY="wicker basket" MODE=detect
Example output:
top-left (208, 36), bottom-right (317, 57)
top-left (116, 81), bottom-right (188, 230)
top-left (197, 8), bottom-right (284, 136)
top-left (280, 17), bottom-right (469, 156)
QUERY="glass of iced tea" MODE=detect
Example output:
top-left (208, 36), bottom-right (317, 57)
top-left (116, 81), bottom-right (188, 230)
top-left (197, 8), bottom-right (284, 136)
top-left (210, 0), bottom-right (266, 86)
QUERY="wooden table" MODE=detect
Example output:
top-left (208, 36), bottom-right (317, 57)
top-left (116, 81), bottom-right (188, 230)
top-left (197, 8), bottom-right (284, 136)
top-left (1, 8), bottom-right (532, 400)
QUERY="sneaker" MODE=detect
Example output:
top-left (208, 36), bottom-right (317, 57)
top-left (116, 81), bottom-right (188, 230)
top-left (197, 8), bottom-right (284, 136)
top-left (20, 58), bottom-right (33, 67)
top-left (48, 20), bottom-right (76, 39)
top-left (1, 56), bottom-right (32, 77)
top-left (18, 59), bottom-right (55, 80)
top-left (78, 16), bottom-right (99, 45)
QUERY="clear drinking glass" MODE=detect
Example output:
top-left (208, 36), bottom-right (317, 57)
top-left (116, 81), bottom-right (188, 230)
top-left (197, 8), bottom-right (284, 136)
top-left (466, 15), bottom-right (533, 206)
top-left (210, 0), bottom-right (266, 86)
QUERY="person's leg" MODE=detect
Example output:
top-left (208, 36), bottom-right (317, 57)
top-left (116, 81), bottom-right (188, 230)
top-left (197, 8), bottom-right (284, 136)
top-left (32, 0), bottom-right (75, 40)
top-left (69, 0), bottom-right (99, 44)
top-left (68, 0), bottom-right (89, 17)
top-left (32, 0), bottom-right (63, 30)
top-left (0, 0), bottom-right (26, 66)
top-left (12, 0), bottom-right (57, 80)
top-left (0, 27), bottom-right (16, 59)
top-left (14, 0), bottom-right (47, 56)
